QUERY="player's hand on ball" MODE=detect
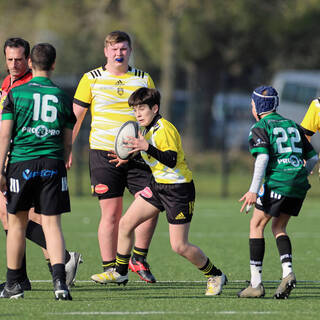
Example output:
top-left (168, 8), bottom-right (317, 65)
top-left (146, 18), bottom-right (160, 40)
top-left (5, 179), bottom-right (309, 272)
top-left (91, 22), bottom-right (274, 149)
top-left (239, 191), bottom-right (257, 214)
top-left (126, 132), bottom-right (149, 153)
top-left (108, 150), bottom-right (128, 167)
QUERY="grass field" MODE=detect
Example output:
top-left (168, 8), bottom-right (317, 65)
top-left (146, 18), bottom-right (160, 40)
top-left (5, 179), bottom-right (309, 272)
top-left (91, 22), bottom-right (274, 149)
top-left (0, 171), bottom-right (320, 319)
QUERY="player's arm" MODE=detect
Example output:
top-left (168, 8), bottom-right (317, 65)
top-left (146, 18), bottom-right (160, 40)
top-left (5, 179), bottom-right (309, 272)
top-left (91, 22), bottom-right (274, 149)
top-left (239, 153), bottom-right (269, 213)
top-left (0, 119), bottom-right (13, 192)
top-left (300, 99), bottom-right (320, 141)
top-left (127, 131), bottom-right (177, 168)
top-left (72, 102), bottom-right (88, 144)
top-left (63, 128), bottom-right (73, 165)
top-left (72, 74), bottom-right (92, 144)
top-left (239, 126), bottom-right (269, 213)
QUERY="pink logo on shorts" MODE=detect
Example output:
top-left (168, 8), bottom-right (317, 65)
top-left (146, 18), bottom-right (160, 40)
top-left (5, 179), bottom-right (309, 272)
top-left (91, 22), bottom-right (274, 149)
top-left (95, 184), bottom-right (109, 194)
top-left (141, 187), bottom-right (152, 198)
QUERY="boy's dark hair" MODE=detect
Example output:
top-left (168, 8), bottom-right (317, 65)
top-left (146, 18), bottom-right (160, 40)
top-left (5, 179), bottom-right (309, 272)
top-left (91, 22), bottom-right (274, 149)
top-left (128, 87), bottom-right (161, 110)
top-left (4, 37), bottom-right (30, 58)
top-left (31, 43), bottom-right (56, 71)
top-left (105, 31), bottom-right (132, 49)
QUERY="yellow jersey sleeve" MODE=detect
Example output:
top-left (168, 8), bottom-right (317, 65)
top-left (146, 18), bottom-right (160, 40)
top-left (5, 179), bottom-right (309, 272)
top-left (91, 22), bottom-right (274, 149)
top-left (301, 99), bottom-right (320, 134)
top-left (74, 73), bottom-right (92, 106)
top-left (148, 76), bottom-right (155, 89)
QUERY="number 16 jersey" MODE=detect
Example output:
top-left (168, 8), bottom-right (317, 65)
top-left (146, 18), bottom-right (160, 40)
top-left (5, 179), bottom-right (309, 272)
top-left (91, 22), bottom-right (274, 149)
top-left (248, 112), bottom-right (316, 198)
top-left (2, 77), bottom-right (76, 163)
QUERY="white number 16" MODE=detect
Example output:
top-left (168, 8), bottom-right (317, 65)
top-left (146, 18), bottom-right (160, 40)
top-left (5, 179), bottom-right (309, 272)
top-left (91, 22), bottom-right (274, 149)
top-left (33, 93), bottom-right (58, 123)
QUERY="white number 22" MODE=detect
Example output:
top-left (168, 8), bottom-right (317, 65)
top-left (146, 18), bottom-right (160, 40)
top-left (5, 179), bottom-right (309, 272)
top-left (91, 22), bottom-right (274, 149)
top-left (33, 93), bottom-right (58, 123)
top-left (273, 127), bottom-right (302, 154)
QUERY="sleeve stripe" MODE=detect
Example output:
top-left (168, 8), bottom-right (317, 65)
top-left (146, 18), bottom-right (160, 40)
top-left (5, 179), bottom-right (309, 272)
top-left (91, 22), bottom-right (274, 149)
top-left (73, 98), bottom-right (90, 108)
top-left (301, 126), bottom-right (315, 136)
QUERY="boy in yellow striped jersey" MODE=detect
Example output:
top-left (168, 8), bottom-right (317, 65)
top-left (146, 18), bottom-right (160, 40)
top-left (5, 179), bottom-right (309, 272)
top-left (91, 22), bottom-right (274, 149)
top-left (71, 31), bottom-right (158, 283)
top-left (102, 87), bottom-right (227, 296)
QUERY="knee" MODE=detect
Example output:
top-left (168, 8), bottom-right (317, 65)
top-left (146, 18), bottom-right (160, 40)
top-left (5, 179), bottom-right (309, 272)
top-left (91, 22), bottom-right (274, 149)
top-left (100, 210), bottom-right (120, 226)
top-left (119, 216), bottom-right (133, 236)
top-left (250, 216), bottom-right (267, 233)
top-left (171, 241), bottom-right (188, 256)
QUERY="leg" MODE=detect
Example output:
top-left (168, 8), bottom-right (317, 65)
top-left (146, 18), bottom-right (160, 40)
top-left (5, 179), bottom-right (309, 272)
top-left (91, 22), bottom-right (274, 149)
top-left (169, 222), bottom-right (226, 296)
top-left (0, 192), bottom-right (8, 230)
top-left (272, 213), bottom-right (296, 299)
top-left (91, 196), bottom-right (159, 285)
top-left (130, 215), bottom-right (159, 283)
top-left (28, 208), bottom-right (50, 260)
top-left (27, 209), bottom-right (82, 286)
top-left (6, 211), bottom-right (29, 270)
top-left (134, 215), bottom-right (158, 251)
top-left (0, 194), bottom-right (31, 292)
top-left (98, 197), bottom-right (123, 262)
top-left (1, 211), bottom-right (28, 299)
top-left (169, 223), bottom-right (207, 267)
top-left (41, 214), bottom-right (65, 265)
top-left (119, 197), bottom-right (159, 255)
top-left (41, 214), bottom-right (71, 301)
top-left (238, 208), bottom-right (271, 298)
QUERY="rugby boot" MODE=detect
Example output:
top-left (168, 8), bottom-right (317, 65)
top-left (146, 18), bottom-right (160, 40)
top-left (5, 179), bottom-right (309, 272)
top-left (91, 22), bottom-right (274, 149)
top-left (238, 283), bottom-right (265, 298)
top-left (54, 279), bottom-right (72, 300)
top-left (0, 277), bottom-right (31, 291)
top-left (273, 272), bottom-right (296, 299)
top-left (205, 273), bottom-right (227, 296)
top-left (129, 256), bottom-right (156, 283)
top-left (65, 252), bottom-right (83, 287)
top-left (91, 269), bottom-right (128, 285)
top-left (0, 282), bottom-right (24, 299)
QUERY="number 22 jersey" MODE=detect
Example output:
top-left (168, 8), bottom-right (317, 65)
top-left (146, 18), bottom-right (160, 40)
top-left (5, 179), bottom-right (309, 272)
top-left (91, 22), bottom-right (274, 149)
top-left (248, 112), bottom-right (316, 198)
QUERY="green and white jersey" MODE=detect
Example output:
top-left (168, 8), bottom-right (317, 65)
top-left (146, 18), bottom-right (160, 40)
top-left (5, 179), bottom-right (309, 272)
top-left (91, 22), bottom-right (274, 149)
top-left (2, 77), bottom-right (76, 163)
top-left (248, 112), bottom-right (316, 198)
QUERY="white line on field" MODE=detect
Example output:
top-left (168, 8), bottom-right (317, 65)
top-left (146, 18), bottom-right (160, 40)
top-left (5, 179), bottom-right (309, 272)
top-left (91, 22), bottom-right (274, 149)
top-left (49, 311), bottom-right (278, 316)
top-left (11, 279), bottom-right (320, 284)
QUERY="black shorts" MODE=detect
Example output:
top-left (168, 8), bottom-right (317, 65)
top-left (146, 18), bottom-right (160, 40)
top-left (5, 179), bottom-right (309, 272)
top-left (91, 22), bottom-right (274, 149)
top-left (5, 158), bottom-right (70, 215)
top-left (255, 184), bottom-right (304, 217)
top-left (89, 149), bottom-right (152, 199)
top-left (140, 179), bottom-right (195, 225)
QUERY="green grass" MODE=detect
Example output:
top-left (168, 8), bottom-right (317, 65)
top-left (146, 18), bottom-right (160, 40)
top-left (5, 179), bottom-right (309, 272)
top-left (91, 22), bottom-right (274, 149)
top-left (1, 189), bottom-right (320, 319)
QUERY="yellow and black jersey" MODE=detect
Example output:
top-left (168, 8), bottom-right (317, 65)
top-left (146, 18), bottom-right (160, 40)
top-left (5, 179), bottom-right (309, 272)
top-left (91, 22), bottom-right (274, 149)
top-left (301, 98), bottom-right (320, 136)
top-left (142, 117), bottom-right (192, 184)
top-left (74, 65), bottom-right (155, 151)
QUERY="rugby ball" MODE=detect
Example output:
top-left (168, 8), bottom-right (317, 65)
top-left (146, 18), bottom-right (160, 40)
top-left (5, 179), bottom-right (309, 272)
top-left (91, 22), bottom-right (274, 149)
top-left (115, 121), bottom-right (139, 160)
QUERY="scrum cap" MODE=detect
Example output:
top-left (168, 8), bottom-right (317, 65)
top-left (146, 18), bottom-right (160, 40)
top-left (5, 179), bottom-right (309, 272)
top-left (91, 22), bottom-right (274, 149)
top-left (252, 86), bottom-right (279, 115)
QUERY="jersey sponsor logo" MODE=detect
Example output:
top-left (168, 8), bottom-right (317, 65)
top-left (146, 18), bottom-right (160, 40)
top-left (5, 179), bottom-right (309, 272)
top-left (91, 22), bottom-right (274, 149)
top-left (9, 178), bottom-right (20, 193)
top-left (175, 212), bottom-right (186, 220)
top-left (21, 125), bottom-right (60, 138)
top-left (277, 155), bottom-right (303, 167)
top-left (95, 184), bottom-right (109, 194)
top-left (253, 138), bottom-right (267, 147)
top-left (258, 184), bottom-right (265, 197)
top-left (22, 169), bottom-right (58, 180)
top-left (256, 197), bottom-right (263, 205)
top-left (141, 186), bottom-right (152, 198)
